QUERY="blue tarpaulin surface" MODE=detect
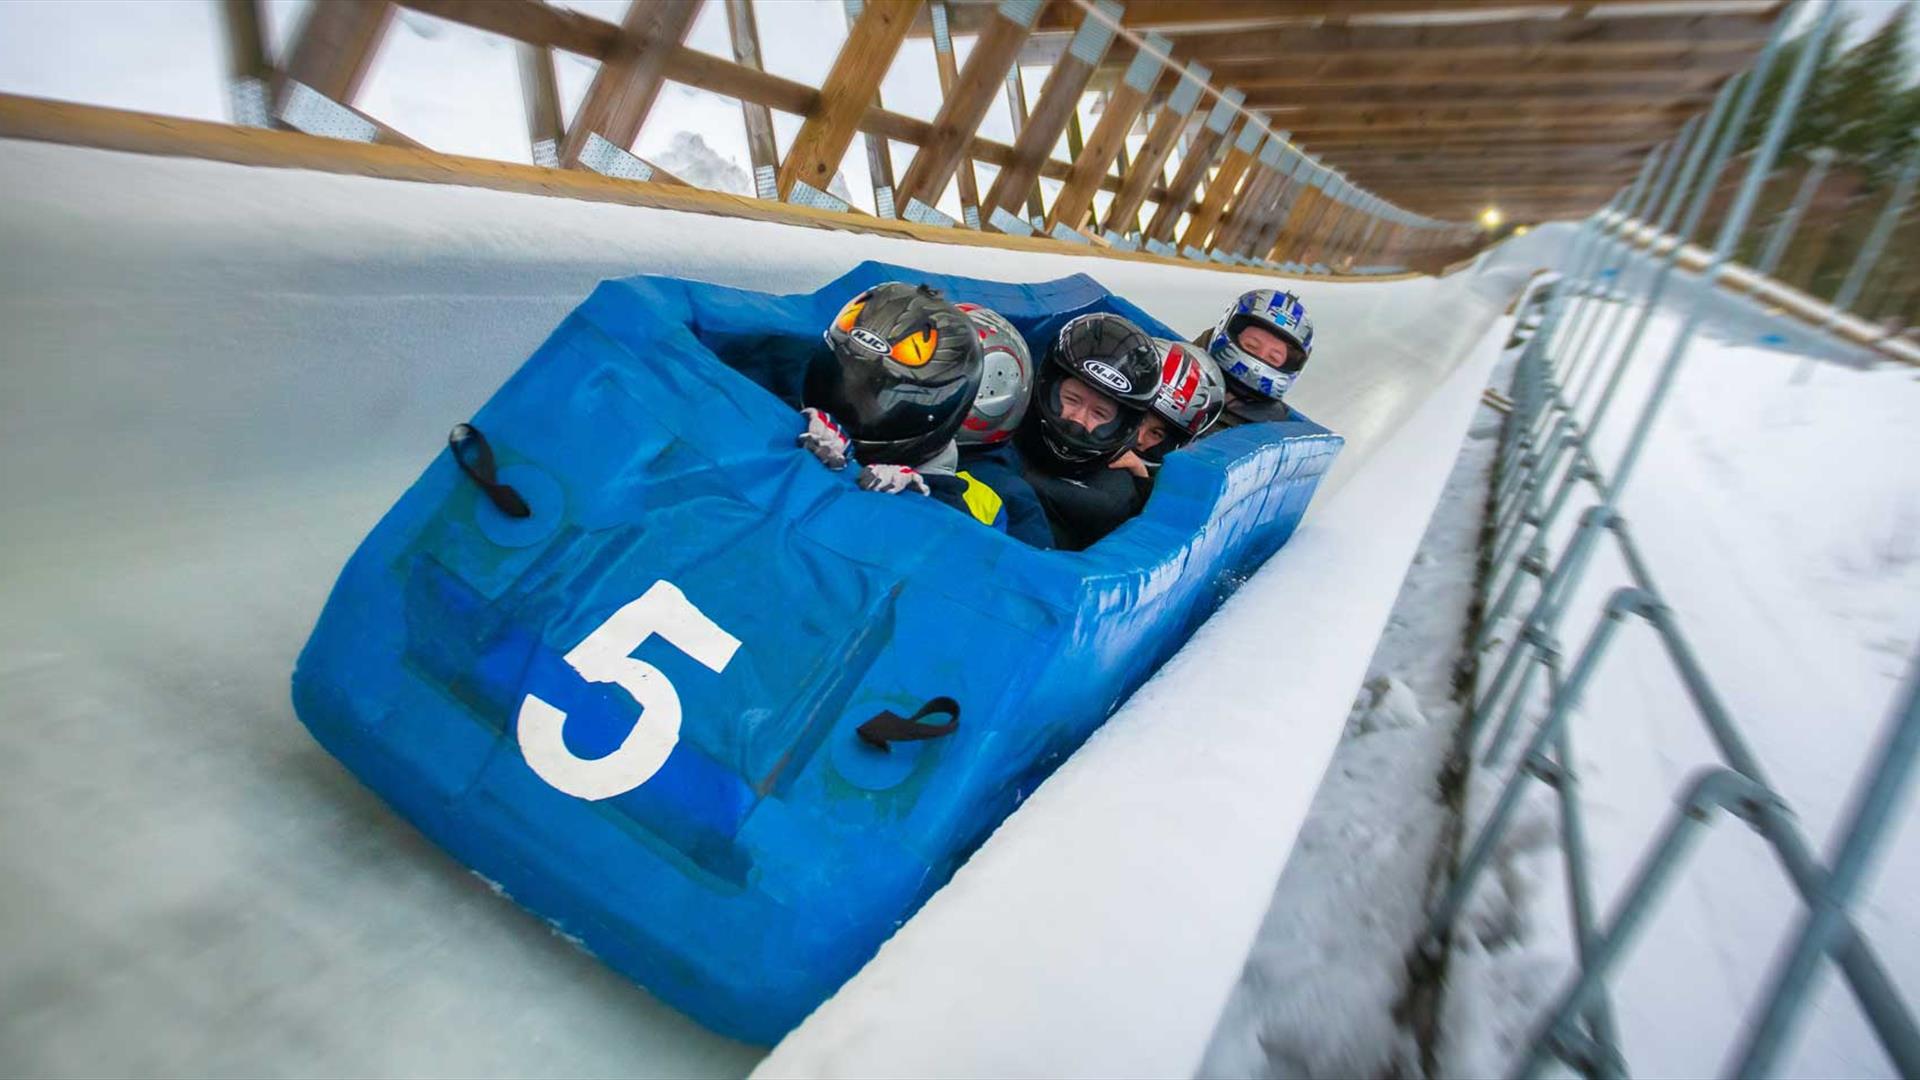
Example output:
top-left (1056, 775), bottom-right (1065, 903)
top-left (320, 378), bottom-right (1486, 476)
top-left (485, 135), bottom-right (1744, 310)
top-left (292, 263), bottom-right (1342, 1044)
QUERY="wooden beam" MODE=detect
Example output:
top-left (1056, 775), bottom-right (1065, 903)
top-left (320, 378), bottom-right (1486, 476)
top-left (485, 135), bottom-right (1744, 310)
top-left (1285, 114), bottom-right (1684, 140)
top-left (995, 0), bottom-right (1765, 34)
top-left (281, 0), bottom-right (394, 104)
top-left (1318, 144), bottom-right (1647, 167)
top-left (221, 0), bottom-right (274, 89)
top-left (926, 0), bottom-right (984, 225)
top-left (778, 0), bottom-right (921, 199)
top-left (1101, 62), bottom-right (1209, 235)
top-left (1170, 11), bottom-right (1775, 65)
top-left (1298, 130), bottom-right (1668, 152)
top-left (724, 0), bottom-right (781, 198)
top-left (1211, 136), bottom-right (1287, 254)
top-left (1191, 49), bottom-right (1749, 90)
top-left (1002, 64), bottom-right (1047, 220)
top-left (1264, 101), bottom-right (1685, 130)
top-left (558, 0), bottom-right (701, 169)
top-left (846, 0), bottom-right (904, 218)
top-left (1269, 177), bottom-right (1332, 263)
top-left (516, 42), bottom-right (564, 166)
top-left (1143, 88), bottom-right (1240, 242)
top-left (898, 0), bottom-right (1041, 213)
top-left (981, 0), bottom-right (1122, 226)
top-left (1045, 36), bottom-right (1169, 233)
top-left (1177, 117), bottom-right (1262, 250)
top-left (1246, 82), bottom-right (1719, 111)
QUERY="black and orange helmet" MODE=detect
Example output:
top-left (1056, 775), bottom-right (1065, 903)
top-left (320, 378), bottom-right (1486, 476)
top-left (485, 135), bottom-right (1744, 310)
top-left (810, 282), bottom-right (984, 466)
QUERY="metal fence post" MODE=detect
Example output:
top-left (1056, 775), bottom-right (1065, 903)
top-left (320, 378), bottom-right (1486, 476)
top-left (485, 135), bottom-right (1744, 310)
top-left (1756, 147), bottom-right (1835, 278)
top-left (1829, 133), bottom-right (1920, 317)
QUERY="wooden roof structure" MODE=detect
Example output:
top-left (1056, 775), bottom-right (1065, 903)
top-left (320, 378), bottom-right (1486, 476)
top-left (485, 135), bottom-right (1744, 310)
top-left (952, 0), bottom-right (1783, 223)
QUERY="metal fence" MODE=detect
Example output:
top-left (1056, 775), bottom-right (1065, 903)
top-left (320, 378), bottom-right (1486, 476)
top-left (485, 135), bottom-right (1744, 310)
top-left (1420, 3), bottom-right (1920, 1076)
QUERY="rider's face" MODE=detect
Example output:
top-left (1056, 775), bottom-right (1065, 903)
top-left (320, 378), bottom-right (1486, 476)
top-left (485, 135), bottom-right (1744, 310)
top-left (1135, 412), bottom-right (1171, 452)
top-left (1236, 324), bottom-right (1296, 369)
top-left (1058, 377), bottom-right (1119, 433)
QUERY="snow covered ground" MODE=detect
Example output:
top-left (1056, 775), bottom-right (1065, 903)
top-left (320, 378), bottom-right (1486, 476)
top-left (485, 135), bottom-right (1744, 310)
top-left (1442, 259), bottom-right (1920, 1077)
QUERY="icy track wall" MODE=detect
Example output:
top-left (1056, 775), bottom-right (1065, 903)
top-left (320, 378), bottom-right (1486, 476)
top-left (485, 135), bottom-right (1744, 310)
top-left (0, 139), bottom-right (1538, 1077)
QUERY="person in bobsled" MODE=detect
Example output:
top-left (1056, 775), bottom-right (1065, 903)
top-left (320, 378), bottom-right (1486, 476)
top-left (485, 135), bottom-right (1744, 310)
top-left (796, 281), bottom-right (1014, 533)
top-left (1107, 338), bottom-right (1228, 494)
top-left (951, 302), bottom-right (1054, 549)
top-left (1012, 311), bottom-right (1163, 551)
top-left (1199, 288), bottom-right (1315, 430)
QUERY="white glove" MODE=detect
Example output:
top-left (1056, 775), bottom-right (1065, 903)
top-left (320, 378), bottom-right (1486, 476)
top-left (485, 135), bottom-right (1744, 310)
top-left (857, 464), bottom-right (930, 496)
top-left (797, 407), bottom-right (853, 470)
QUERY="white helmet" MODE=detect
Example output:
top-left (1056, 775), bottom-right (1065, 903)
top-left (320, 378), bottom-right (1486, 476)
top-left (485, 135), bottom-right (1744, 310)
top-left (1206, 289), bottom-right (1315, 401)
top-left (954, 303), bottom-right (1034, 446)
top-left (1147, 339), bottom-right (1227, 451)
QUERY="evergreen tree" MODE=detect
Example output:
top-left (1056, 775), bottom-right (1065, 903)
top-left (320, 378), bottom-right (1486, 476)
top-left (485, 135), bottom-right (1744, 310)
top-left (1822, 5), bottom-right (1912, 172)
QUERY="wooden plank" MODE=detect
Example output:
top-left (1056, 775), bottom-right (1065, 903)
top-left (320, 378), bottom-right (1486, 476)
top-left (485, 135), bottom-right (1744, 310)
top-left (1172, 11), bottom-right (1775, 65)
top-left (926, 0), bottom-right (983, 225)
top-left (724, 0), bottom-right (781, 198)
top-left (1101, 61), bottom-right (1208, 234)
top-left (397, 0), bottom-right (620, 56)
top-left (778, 0), bottom-right (921, 199)
top-left (845, 0), bottom-right (903, 218)
top-left (558, 0), bottom-right (701, 169)
top-left (981, 0), bottom-right (1121, 225)
top-left (1268, 178), bottom-right (1330, 263)
top-left (516, 42), bottom-right (565, 166)
top-left (1208, 131), bottom-right (1284, 253)
top-left (1318, 144), bottom-right (1647, 167)
top-left (1284, 114), bottom-right (1683, 139)
top-left (982, 0), bottom-right (1764, 34)
top-left (1245, 82), bottom-right (1719, 110)
top-left (1142, 87), bottom-right (1239, 242)
top-left (897, 0), bottom-right (1041, 212)
top-left (1231, 150), bottom-right (1302, 257)
top-left (1264, 101), bottom-right (1683, 130)
top-left (221, 0), bottom-right (274, 87)
top-left (1195, 50), bottom-right (1749, 89)
top-left (0, 94), bottom-right (1436, 288)
top-left (281, 0), bottom-right (394, 104)
top-left (1176, 118), bottom-right (1261, 250)
top-left (1002, 64), bottom-right (1047, 219)
top-left (1045, 34), bottom-right (1168, 232)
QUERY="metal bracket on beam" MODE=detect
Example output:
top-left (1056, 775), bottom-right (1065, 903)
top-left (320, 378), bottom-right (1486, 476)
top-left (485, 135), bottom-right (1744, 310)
top-left (904, 197), bottom-right (959, 228)
top-left (788, 179), bottom-right (853, 214)
top-left (576, 133), bottom-right (656, 182)
top-left (276, 81), bottom-right (377, 143)
top-left (989, 206), bottom-right (1035, 236)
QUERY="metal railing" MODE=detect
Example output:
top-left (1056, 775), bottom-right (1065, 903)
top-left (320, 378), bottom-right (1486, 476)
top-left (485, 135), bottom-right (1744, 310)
top-left (1420, 3), bottom-right (1920, 1076)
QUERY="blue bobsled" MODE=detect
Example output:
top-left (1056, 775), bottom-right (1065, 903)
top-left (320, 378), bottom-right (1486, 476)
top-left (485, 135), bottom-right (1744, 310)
top-left (292, 262), bottom-right (1342, 1044)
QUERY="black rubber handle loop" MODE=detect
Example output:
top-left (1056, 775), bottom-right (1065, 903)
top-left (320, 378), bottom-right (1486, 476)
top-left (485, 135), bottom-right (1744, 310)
top-left (856, 696), bottom-right (961, 752)
top-left (449, 423), bottom-right (532, 519)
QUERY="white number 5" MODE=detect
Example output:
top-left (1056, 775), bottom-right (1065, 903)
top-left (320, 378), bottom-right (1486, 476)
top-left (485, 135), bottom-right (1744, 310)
top-left (516, 580), bottom-right (741, 801)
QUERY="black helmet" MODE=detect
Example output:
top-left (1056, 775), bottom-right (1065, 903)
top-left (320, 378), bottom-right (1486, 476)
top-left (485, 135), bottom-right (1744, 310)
top-left (809, 282), bottom-right (983, 466)
top-left (1019, 312), bottom-right (1159, 474)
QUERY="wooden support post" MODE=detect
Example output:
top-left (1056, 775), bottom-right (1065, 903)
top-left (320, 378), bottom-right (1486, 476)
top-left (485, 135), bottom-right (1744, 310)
top-left (980, 0), bottom-right (1120, 229)
top-left (844, 0), bottom-right (902, 217)
top-left (1110, 138), bottom-right (1142, 237)
top-left (559, 0), bottom-right (701, 169)
top-left (1178, 116), bottom-right (1263, 250)
top-left (1045, 32), bottom-right (1168, 233)
top-left (1235, 144), bottom-right (1300, 258)
top-left (516, 41), bottom-right (564, 167)
top-left (1246, 161), bottom-right (1308, 260)
top-left (779, 0), bottom-right (920, 200)
top-left (724, 0), bottom-right (781, 198)
top-left (1268, 172), bottom-right (1329, 263)
top-left (1101, 61), bottom-right (1208, 236)
top-left (1300, 182), bottom-right (1351, 267)
top-left (220, 0), bottom-right (274, 126)
top-left (281, 0), bottom-right (394, 105)
top-left (897, 0), bottom-right (1043, 216)
top-left (1143, 88), bottom-right (1241, 243)
top-left (926, 0), bottom-right (984, 227)
top-left (1211, 129), bottom-right (1285, 254)
top-left (1001, 65), bottom-right (1047, 221)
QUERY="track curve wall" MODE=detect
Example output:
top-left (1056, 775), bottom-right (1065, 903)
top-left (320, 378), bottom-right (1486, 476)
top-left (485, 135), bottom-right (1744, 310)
top-left (0, 139), bottom-right (1539, 1076)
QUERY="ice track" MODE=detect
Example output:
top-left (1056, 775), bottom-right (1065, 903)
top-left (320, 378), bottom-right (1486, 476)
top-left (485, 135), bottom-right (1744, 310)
top-left (0, 140), bottom-right (1540, 1077)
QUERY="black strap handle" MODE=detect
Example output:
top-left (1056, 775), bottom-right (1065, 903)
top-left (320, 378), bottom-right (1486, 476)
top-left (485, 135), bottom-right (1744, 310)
top-left (449, 423), bottom-right (531, 519)
top-left (856, 696), bottom-right (960, 752)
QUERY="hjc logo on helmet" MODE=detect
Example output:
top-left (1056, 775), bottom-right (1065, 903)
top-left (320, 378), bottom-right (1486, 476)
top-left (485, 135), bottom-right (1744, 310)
top-left (1082, 360), bottom-right (1132, 394)
top-left (849, 327), bottom-right (890, 354)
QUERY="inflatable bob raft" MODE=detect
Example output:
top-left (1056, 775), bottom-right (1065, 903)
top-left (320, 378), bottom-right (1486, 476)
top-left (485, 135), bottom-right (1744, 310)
top-left (292, 261), bottom-right (1343, 1044)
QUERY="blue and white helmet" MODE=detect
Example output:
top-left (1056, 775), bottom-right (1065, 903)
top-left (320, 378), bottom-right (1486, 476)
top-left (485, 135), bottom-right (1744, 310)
top-left (1206, 289), bottom-right (1315, 401)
